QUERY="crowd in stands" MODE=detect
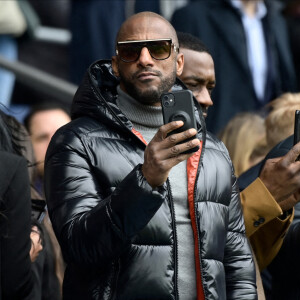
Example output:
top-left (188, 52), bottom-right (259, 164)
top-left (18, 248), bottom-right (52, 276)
top-left (1, 0), bottom-right (300, 299)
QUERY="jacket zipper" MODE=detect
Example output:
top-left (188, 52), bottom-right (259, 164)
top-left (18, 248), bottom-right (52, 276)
top-left (166, 179), bottom-right (179, 300)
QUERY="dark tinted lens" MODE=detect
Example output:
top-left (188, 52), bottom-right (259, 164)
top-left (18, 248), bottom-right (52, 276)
top-left (117, 40), bottom-right (172, 62)
top-left (148, 41), bottom-right (171, 60)
top-left (118, 44), bottom-right (141, 62)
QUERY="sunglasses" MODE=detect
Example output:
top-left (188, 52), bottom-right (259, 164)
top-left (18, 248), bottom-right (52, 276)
top-left (116, 39), bottom-right (179, 63)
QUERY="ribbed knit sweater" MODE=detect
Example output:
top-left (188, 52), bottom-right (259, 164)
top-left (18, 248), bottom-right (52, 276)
top-left (117, 86), bottom-right (197, 299)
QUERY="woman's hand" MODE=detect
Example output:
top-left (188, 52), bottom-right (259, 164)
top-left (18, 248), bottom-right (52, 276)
top-left (30, 225), bottom-right (43, 262)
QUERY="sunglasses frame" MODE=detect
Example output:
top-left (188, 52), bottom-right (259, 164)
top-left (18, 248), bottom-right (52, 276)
top-left (116, 38), bottom-right (179, 63)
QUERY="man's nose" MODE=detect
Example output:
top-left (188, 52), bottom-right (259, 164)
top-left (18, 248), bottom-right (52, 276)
top-left (195, 88), bottom-right (213, 108)
top-left (138, 47), bottom-right (154, 66)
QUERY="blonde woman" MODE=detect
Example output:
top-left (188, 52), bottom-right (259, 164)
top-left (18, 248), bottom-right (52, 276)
top-left (219, 112), bottom-right (269, 176)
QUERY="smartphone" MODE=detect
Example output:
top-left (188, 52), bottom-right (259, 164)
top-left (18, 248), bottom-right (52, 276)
top-left (294, 110), bottom-right (300, 145)
top-left (161, 90), bottom-right (199, 154)
top-left (294, 110), bottom-right (300, 161)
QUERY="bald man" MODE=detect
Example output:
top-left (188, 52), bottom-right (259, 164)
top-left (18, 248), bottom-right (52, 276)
top-left (45, 12), bottom-right (257, 299)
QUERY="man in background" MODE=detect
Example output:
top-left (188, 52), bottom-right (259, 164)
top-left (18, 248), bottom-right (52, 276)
top-left (178, 31), bottom-right (300, 299)
top-left (177, 31), bottom-right (300, 271)
top-left (172, 0), bottom-right (297, 134)
top-left (24, 103), bottom-right (71, 194)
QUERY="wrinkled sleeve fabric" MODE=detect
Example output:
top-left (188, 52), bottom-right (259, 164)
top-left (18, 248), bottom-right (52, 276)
top-left (44, 128), bottom-right (166, 267)
top-left (240, 178), bottom-right (293, 270)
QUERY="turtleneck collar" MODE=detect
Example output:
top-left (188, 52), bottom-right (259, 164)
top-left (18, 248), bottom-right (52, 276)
top-left (116, 85), bottom-right (163, 128)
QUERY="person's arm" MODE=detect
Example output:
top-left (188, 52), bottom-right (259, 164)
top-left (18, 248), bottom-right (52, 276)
top-left (240, 178), bottom-right (293, 270)
top-left (45, 137), bottom-right (166, 267)
top-left (241, 178), bottom-right (293, 238)
top-left (258, 143), bottom-right (300, 212)
top-left (2, 157), bottom-right (35, 299)
top-left (241, 143), bottom-right (300, 270)
top-left (44, 121), bottom-right (200, 267)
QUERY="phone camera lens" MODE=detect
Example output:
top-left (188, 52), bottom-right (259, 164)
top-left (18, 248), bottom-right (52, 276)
top-left (162, 94), bottom-right (175, 107)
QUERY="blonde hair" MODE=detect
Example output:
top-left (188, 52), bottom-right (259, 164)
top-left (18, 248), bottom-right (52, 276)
top-left (219, 112), bottom-right (268, 176)
top-left (265, 93), bottom-right (300, 148)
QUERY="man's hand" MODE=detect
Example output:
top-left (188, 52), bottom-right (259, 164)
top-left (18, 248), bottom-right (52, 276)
top-left (259, 142), bottom-right (300, 211)
top-left (142, 121), bottom-right (200, 188)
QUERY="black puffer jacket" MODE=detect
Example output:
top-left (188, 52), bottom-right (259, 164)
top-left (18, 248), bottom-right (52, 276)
top-left (45, 60), bottom-right (257, 300)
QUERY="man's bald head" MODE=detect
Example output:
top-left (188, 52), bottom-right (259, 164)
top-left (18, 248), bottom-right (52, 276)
top-left (116, 12), bottom-right (178, 46)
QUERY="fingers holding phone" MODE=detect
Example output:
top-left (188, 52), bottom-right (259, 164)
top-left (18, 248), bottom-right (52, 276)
top-left (143, 121), bottom-right (200, 188)
top-left (156, 120), bottom-right (200, 156)
top-left (142, 90), bottom-right (201, 188)
top-left (260, 142), bottom-right (300, 206)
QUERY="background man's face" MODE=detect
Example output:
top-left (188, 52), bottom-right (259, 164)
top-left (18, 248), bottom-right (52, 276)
top-left (112, 16), bottom-right (183, 106)
top-left (29, 109), bottom-right (70, 177)
top-left (179, 49), bottom-right (215, 118)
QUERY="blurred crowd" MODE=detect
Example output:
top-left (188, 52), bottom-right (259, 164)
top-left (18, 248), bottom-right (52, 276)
top-left (1, 0), bottom-right (300, 299)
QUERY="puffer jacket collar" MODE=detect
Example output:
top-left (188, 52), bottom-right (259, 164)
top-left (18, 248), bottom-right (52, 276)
top-left (71, 60), bottom-right (132, 134)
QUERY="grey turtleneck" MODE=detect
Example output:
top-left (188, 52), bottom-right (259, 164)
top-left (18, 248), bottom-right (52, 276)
top-left (117, 86), bottom-right (197, 299)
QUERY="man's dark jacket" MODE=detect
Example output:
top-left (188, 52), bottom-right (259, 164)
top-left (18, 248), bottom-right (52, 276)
top-left (171, 0), bottom-right (297, 134)
top-left (44, 60), bottom-right (257, 300)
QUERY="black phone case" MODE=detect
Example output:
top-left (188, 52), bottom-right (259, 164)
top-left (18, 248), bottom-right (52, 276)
top-left (161, 90), bottom-right (199, 153)
top-left (294, 110), bottom-right (300, 161)
top-left (294, 110), bottom-right (300, 145)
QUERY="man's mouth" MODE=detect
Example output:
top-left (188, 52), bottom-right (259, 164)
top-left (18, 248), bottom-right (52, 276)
top-left (137, 72), bottom-right (158, 80)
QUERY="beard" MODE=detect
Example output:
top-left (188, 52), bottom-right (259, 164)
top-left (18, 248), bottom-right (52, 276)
top-left (118, 65), bottom-right (177, 106)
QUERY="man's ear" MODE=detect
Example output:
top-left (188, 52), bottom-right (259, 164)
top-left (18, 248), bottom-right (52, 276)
top-left (112, 56), bottom-right (120, 77)
top-left (176, 52), bottom-right (184, 76)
